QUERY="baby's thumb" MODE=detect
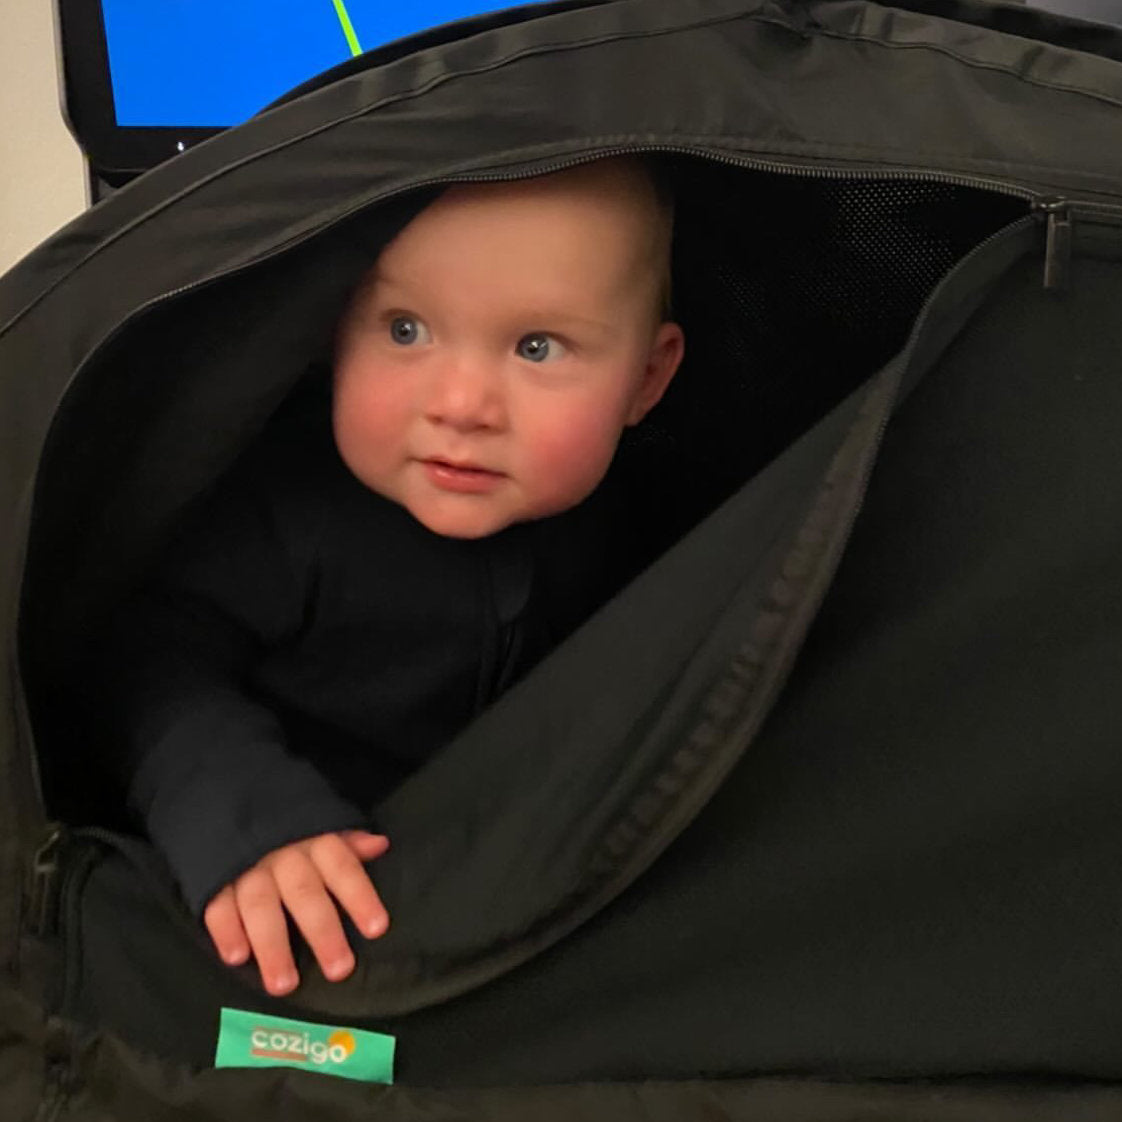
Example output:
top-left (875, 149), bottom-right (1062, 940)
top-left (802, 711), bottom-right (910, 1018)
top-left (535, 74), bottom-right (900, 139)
top-left (342, 830), bottom-right (390, 860)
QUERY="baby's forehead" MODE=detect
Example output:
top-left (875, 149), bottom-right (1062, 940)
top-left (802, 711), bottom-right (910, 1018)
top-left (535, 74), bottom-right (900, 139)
top-left (342, 158), bottom-right (669, 319)
top-left (378, 159), bottom-right (660, 252)
top-left (435, 159), bottom-right (662, 230)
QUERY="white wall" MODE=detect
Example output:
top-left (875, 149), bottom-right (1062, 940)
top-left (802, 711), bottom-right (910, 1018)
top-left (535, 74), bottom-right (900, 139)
top-left (0, 2), bottom-right (87, 276)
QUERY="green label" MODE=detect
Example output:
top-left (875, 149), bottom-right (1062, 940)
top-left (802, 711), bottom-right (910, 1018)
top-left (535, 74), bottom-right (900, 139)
top-left (215, 1007), bottom-right (394, 1083)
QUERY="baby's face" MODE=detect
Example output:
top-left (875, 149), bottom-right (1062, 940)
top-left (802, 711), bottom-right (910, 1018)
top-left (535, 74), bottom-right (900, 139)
top-left (332, 168), bottom-right (683, 539)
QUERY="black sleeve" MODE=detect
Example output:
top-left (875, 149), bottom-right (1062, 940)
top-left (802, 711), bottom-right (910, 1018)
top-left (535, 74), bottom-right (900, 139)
top-left (102, 457), bottom-right (366, 914)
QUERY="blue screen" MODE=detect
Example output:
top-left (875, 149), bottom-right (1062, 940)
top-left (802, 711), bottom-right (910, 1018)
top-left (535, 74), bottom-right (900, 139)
top-left (101, 1), bottom-right (521, 127)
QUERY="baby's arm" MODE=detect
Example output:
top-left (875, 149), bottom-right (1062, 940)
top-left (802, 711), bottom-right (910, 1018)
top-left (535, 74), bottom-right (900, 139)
top-left (205, 829), bottom-right (389, 996)
top-left (101, 445), bottom-right (378, 940)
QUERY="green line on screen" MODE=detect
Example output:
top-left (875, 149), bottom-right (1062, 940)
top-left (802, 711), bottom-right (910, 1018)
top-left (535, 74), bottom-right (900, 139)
top-left (332, 0), bottom-right (364, 55)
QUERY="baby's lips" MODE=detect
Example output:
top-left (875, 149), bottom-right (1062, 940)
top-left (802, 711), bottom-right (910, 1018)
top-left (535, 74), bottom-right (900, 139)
top-left (426, 456), bottom-right (502, 474)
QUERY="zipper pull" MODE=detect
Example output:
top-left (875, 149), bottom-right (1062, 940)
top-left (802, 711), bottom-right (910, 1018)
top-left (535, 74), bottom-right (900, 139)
top-left (30, 823), bottom-right (63, 935)
top-left (1036, 197), bottom-right (1072, 292)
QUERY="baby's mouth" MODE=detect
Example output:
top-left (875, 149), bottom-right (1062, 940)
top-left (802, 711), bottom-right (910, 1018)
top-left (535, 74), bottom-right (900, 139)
top-left (420, 458), bottom-right (505, 492)
top-left (424, 456), bottom-right (502, 475)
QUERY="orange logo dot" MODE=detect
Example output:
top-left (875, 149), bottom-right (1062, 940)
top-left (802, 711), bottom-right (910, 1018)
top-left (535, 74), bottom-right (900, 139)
top-left (327, 1030), bottom-right (356, 1056)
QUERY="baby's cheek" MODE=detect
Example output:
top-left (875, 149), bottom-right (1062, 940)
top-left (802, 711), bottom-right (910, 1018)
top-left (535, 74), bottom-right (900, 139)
top-left (336, 370), bottom-right (406, 443)
top-left (525, 413), bottom-right (623, 507)
top-left (333, 407), bottom-right (391, 491)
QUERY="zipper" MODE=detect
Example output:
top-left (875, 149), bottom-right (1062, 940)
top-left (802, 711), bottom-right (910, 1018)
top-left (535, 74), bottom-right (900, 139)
top-left (28, 142), bottom-right (1122, 422)
top-left (22, 142), bottom-right (1116, 389)
top-left (26, 823), bottom-right (126, 938)
top-left (1036, 196), bottom-right (1073, 292)
top-left (447, 145), bottom-right (1122, 296)
top-left (28, 823), bottom-right (63, 937)
top-left (12, 141), bottom-right (1122, 819)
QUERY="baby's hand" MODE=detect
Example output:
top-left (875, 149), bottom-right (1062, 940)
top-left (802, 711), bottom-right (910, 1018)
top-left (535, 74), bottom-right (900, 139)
top-left (203, 830), bottom-right (389, 996)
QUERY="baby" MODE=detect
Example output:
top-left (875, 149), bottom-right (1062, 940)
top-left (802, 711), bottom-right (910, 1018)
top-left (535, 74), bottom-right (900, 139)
top-left (107, 156), bottom-right (684, 997)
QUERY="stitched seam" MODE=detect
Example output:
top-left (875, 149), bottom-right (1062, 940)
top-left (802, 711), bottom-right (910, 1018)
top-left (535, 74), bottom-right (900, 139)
top-left (809, 24), bottom-right (1122, 112)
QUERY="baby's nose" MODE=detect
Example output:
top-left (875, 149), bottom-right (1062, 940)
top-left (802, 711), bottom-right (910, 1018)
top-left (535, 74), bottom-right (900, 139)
top-left (424, 356), bottom-right (505, 431)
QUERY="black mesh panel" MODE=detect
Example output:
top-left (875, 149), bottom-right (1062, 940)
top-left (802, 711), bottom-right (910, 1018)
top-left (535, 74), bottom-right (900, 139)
top-left (622, 159), bottom-right (1026, 548)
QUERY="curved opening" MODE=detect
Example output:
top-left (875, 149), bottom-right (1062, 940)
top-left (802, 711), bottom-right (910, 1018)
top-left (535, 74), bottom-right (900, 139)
top-left (21, 155), bottom-right (1026, 830)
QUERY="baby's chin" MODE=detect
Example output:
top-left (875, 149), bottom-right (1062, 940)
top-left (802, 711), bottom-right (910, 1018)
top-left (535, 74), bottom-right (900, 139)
top-left (403, 499), bottom-right (528, 540)
top-left (403, 493), bottom-right (584, 540)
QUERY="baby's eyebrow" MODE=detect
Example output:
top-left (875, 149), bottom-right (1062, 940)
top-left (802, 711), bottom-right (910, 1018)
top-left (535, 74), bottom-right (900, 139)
top-left (365, 259), bottom-right (435, 295)
top-left (521, 310), bottom-right (614, 336)
top-left (365, 267), bottom-right (405, 295)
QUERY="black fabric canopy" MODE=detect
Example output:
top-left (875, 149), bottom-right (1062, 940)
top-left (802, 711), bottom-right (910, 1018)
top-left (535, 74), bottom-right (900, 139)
top-left (3, 0), bottom-right (1122, 1118)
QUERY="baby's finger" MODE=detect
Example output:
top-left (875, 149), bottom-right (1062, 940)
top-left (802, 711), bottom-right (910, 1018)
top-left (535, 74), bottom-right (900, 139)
top-left (203, 886), bottom-right (250, 966)
top-left (341, 830), bottom-right (390, 861)
top-left (271, 847), bottom-right (356, 982)
top-left (312, 834), bottom-right (390, 940)
top-left (234, 866), bottom-right (300, 996)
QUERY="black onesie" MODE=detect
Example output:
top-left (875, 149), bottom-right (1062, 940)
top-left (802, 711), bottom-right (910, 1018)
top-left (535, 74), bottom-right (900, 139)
top-left (104, 397), bottom-right (628, 913)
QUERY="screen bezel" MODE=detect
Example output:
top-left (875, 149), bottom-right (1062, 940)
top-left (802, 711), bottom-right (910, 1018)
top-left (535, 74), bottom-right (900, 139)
top-left (57, 0), bottom-right (222, 179)
top-left (55, 0), bottom-right (602, 183)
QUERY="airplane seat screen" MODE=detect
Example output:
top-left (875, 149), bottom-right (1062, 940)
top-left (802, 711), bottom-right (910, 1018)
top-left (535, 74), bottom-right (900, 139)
top-left (100, 1), bottom-right (515, 127)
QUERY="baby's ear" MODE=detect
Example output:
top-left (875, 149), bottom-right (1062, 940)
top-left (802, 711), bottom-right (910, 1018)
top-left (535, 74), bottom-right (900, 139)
top-left (626, 322), bottom-right (685, 426)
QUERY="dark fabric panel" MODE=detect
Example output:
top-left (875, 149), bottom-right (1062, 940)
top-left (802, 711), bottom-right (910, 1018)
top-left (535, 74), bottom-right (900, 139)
top-left (10, 947), bottom-right (1122, 1122)
top-left (18, 939), bottom-right (1122, 1122)
top-left (348, 253), bottom-right (1122, 1086)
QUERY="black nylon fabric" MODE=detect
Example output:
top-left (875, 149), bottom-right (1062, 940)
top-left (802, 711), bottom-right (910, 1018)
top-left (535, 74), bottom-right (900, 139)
top-left (9, 981), bottom-right (1122, 1121)
top-left (3, 972), bottom-right (1122, 1122)
top-left (837, 0), bottom-right (1122, 62)
top-left (4, 0), bottom-right (1122, 1118)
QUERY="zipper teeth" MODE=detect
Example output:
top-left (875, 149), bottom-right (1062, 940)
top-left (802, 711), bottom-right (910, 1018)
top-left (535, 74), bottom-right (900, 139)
top-left (464, 146), bottom-right (1122, 218)
top-left (454, 144), bottom-right (1043, 201)
top-left (32, 143), bottom-right (1070, 446)
top-left (39, 139), bottom-right (1122, 390)
top-left (20, 143), bottom-right (1062, 401)
top-left (19, 140), bottom-right (1122, 392)
top-left (26, 145), bottom-right (1054, 474)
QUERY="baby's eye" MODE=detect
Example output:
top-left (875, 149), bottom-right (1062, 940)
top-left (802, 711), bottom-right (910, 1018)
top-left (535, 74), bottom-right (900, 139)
top-left (515, 333), bottom-right (565, 364)
top-left (389, 315), bottom-right (431, 345)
